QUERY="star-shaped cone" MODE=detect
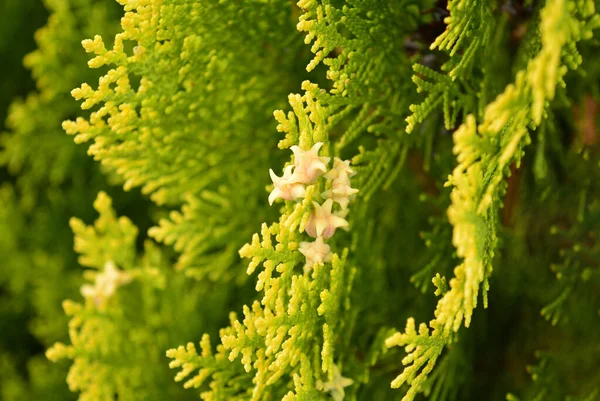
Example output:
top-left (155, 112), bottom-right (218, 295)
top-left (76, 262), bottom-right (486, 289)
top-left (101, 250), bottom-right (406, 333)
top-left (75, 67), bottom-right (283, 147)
top-left (318, 364), bottom-right (353, 401)
top-left (80, 261), bottom-right (132, 309)
top-left (324, 157), bottom-right (356, 182)
top-left (298, 236), bottom-right (333, 268)
top-left (322, 181), bottom-right (359, 210)
top-left (290, 142), bottom-right (330, 183)
top-left (322, 157), bottom-right (358, 209)
top-left (268, 165), bottom-right (306, 205)
top-left (305, 198), bottom-right (348, 239)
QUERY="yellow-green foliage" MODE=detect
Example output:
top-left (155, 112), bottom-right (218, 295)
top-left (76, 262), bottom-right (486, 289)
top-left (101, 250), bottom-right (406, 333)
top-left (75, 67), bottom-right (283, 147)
top-left (1, 0), bottom-right (600, 401)
top-left (167, 90), bottom-right (357, 400)
top-left (47, 192), bottom-right (220, 401)
top-left (385, 1), bottom-right (600, 399)
top-left (61, 0), bottom-right (312, 281)
top-left (0, 2), bottom-right (124, 399)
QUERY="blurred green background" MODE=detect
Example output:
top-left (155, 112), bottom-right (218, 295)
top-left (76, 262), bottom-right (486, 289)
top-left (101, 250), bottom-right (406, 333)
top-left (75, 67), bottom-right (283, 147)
top-left (0, 2), bottom-right (150, 399)
top-left (0, 0), bottom-right (52, 395)
top-left (0, 0), bottom-right (47, 133)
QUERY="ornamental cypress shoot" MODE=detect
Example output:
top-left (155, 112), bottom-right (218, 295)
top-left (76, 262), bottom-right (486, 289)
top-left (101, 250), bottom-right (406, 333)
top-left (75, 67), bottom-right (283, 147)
top-left (1, 1), bottom-right (599, 401)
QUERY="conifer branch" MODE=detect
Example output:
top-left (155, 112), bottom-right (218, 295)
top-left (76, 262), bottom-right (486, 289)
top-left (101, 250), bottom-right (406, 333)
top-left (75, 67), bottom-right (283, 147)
top-left (168, 91), bottom-right (357, 400)
top-left (3, 0), bottom-right (600, 399)
top-left (386, 1), bottom-right (599, 399)
top-left (61, 0), bottom-right (310, 281)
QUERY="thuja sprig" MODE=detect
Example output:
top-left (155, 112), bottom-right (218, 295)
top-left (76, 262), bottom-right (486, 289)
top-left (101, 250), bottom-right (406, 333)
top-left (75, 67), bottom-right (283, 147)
top-left (386, 0), bottom-right (599, 399)
top-left (46, 192), bottom-right (184, 401)
top-left (295, 1), bottom-right (422, 200)
top-left (405, 0), bottom-right (494, 134)
top-left (167, 91), bottom-right (357, 400)
top-left (62, 0), bottom-right (310, 282)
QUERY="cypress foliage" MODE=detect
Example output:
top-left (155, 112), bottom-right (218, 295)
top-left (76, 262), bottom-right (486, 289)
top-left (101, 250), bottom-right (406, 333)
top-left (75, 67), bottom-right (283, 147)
top-left (1, 1), bottom-right (599, 401)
